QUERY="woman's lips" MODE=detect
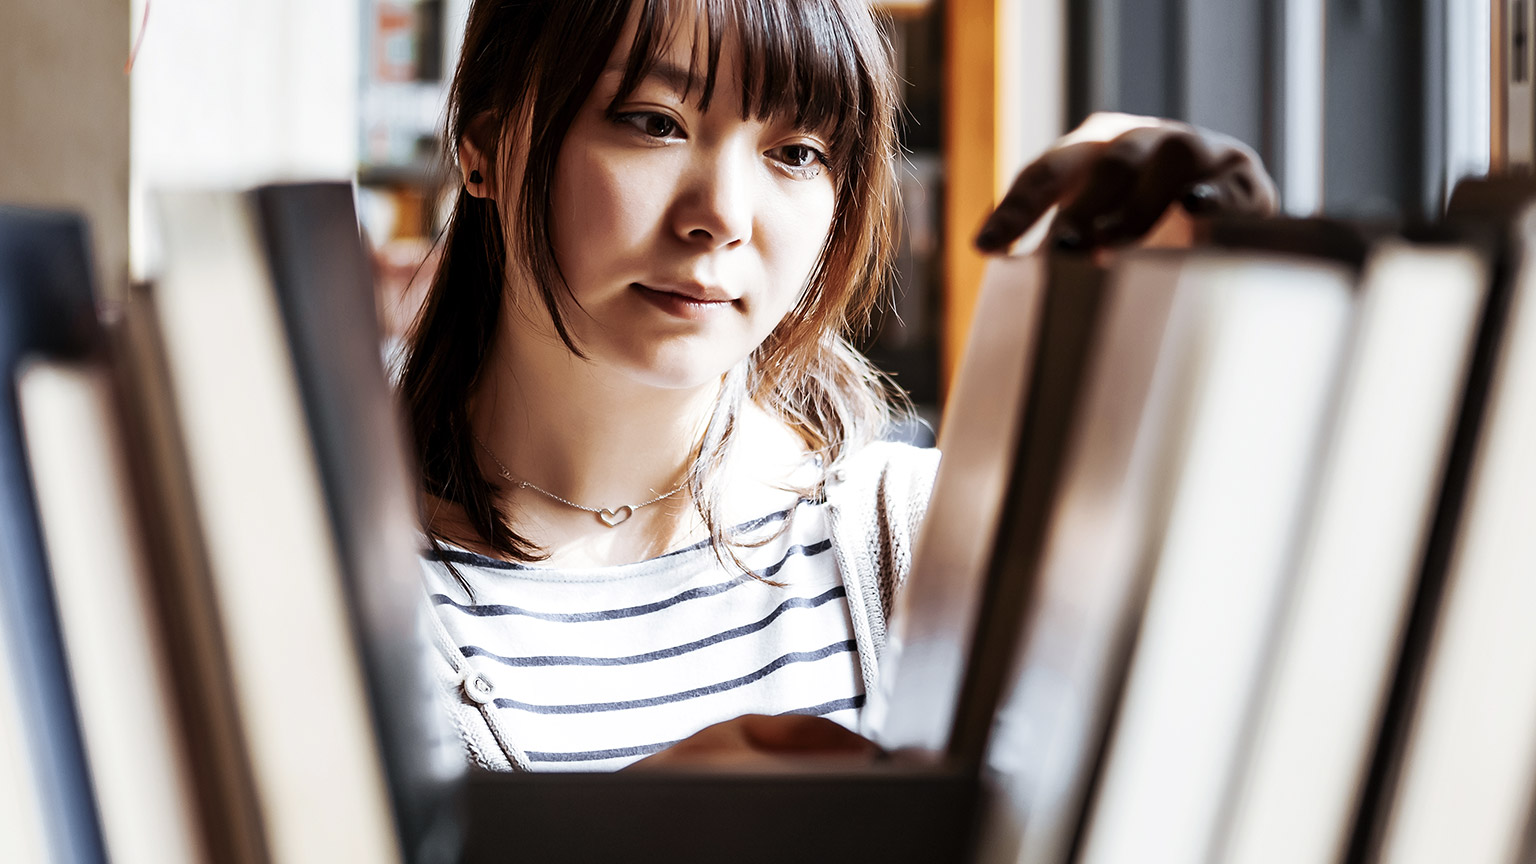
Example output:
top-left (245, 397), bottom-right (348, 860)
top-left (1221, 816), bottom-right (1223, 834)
top-left (632, 283), bottom-right (738, 320)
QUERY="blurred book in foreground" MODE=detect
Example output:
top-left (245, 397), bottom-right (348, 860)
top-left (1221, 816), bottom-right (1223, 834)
top-left (0, 207), bottom-right (110, 864)
top-left (140, 183), bottom-right (460, 864)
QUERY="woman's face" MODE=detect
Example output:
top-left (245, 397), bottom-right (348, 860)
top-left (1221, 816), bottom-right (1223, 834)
top-left (535, 15), bottom-right (837, 391)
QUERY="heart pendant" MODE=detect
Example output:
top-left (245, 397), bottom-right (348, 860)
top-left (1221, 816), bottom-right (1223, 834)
top-left (597, 505), bottom-right (634, 527)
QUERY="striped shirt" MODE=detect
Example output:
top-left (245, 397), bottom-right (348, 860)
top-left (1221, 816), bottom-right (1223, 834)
top-left (421, 497), bottom-right (863, 771)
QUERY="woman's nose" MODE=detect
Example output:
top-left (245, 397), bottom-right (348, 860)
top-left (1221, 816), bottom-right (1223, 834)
top-left (672, 145), bottom-right (754, 250)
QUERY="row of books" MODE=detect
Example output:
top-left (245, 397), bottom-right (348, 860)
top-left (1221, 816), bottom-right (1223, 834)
top-left (0, 185), bottom-right (460, 864)
top-left (8, 173), bottom-right (1536, 863)
top-left (871, 177), bottom-right (1536, 863)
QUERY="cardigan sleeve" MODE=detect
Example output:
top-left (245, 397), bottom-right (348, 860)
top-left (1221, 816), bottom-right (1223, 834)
top-left (823, 441), bottom-right (942, 682)
top-left (869, 442), bottom-right (942, 620)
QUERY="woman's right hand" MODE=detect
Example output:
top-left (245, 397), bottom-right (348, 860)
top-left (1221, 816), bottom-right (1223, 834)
top-left (975, 112), bottom-right (1280, 253)
top-left (627, 714), bottom-right (882, 771)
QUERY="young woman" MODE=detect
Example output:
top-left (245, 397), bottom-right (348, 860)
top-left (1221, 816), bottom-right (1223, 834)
top-left (406, 0), bottom-right (1276, 772)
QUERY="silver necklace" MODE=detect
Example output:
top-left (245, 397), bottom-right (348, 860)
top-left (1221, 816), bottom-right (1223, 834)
top-left (471, 432), bottom-right (687, 527)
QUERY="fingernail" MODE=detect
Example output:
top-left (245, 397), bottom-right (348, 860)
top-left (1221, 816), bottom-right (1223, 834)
top-left (975, 226), bottom-right (1004, 250)
top-left (1053, 225), bottom-right (1085, 251)
top-left (1182, 182), bottom-right (1219, 213)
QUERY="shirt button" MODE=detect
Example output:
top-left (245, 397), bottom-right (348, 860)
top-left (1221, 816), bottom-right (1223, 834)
top-left (462, 670), bottom-right (495, 705)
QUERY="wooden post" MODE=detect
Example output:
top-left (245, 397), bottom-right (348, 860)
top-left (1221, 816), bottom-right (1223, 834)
top-left (943, 0), bottom-right (1009, 394)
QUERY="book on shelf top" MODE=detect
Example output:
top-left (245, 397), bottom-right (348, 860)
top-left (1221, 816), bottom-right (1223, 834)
top-left (865, 253), bottom-right (1048, 757)
top-left (1374, 198), bottom-right (1536, 864)
top-left (976, 248), bottom-right (1187, 864)
top-left (1217, 234), bottom-right (1491, 864)
top-left (945, 254), bottom-right (1109, 771)
top-left (1073, 249), bottom-right (1356, 864)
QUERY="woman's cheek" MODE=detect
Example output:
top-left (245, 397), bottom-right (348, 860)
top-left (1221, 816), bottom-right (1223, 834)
top-left (769, 180), bottom-right (835, 273)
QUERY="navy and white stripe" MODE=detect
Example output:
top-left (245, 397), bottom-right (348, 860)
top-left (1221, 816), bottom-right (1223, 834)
top-left (421, 498), bottom-right (863, 771)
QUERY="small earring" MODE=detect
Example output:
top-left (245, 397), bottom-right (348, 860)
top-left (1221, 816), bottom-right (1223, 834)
top-left (468, 169), bottom-right (483, 185)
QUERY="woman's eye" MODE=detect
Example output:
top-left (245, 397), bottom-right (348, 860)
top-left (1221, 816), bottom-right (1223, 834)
top-left (618, 111), bottom-right (682, 140)
top-left (771, 144), bottom-right (829, 178)
top-left (782, 145), bottom-right (816, 166)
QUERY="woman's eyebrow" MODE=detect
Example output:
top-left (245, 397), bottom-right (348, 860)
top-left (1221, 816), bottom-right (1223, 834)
top-left (604, 59), bottom-right (696, 98)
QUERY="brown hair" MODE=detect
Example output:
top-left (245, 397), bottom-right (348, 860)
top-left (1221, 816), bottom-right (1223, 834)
top-left (400, 0), bottom-right (906, 565)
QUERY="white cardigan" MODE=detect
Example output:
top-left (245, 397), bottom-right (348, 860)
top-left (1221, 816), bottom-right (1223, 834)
top-left (422, 441), bottom-right (942, 771)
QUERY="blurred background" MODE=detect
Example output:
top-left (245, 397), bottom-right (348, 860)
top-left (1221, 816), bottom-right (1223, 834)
top-left (0, 0), bottom-right (1498, 418)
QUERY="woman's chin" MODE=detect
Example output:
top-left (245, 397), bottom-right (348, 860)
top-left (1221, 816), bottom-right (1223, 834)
top-left (609, 347), bottom-right (746, 392)
top-left (619, 363), bottom-right (734, 392)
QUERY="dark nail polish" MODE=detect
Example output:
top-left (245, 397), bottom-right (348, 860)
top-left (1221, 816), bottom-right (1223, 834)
top-left (1182, 182), bottom-right (1219, 213)
top-left (976, 226), bottom-right (1003, 250)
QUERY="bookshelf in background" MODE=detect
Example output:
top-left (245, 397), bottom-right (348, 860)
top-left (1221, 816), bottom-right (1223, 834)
top-left (864, 2), bottom-right (946, 431)
top-left (356, 0), bottom-right (463, 353)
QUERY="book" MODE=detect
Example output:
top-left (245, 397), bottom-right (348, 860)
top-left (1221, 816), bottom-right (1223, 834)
top-left (18, 360), bottom-right (208, 864)
top-left (974, 249), bottom-right (1190, 864)
top-left (115, 278), bottom-right (269, 864)
top-left (943, 255), bottom-right (1110, 768)
top-left (1075, 250), bottom-right (1355, 864)
top-left (151, 187), bottom-right (407, 864)
top-left (1340, 177), bottom-right (1536, 863)
top-left (251, 183), bottom-right (462, 864)
top-left (0, 206), bottom-right (110, 864)
top-left (1217, 237), bottom-right (1490, 864)
top-left (865, 254), bottom-right (1048, 755)
top-left (1373, 203), bottom-right (1536, 864)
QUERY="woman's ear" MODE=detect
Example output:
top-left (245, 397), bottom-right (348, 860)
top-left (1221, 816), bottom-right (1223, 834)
top-left (457, 114), bottom-right (497, 200)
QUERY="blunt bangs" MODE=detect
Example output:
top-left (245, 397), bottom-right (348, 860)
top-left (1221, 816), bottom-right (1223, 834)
top-left (613, 0), bottom-right (880, 172)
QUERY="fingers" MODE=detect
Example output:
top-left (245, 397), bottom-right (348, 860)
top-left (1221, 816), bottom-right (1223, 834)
top-left (976, 118), bottom-right (1281, 253)
top-left (976, 108), bottom-right (1167, 249)
top-left (626, 714), bottom-right (881, 771)
top-left (1063, 126), bottom-right (1258, 247)
top-left (1052, 125), bottom-right (1195, 248)
top-left (738, 714), bottom-right (881, 755)
top-left (1064, 130), bottom-right (1276, 248)
top-left (975, 141), bottom-right (1102, 252)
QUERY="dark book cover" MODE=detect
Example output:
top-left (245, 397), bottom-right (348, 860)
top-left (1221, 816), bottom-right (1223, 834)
top-left (253, 183), bottom-right (463, 864)
top-left (0, 206), bottom-right (109, 864)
